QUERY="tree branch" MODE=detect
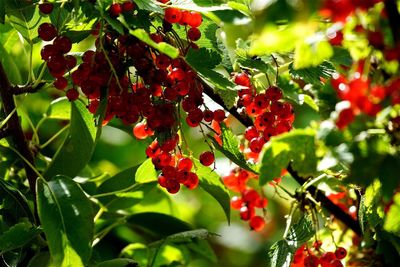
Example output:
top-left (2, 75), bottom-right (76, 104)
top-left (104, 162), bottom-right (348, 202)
top-left (0, 63), bottom-right (38, 195)
top-left (287, 164), bottom-right (362, 236)
top-left (0, 127), bottom-right (11, 139)
top-left (199, 77), bottom-right (254, 127)
top-left (200, 78), bottom-right (362, 236)
top-left (384, 0), bottom-right (400, 44)
top-left (12, 83), bottom-right (45, 95)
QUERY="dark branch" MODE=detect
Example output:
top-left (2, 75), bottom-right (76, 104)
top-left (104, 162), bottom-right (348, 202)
top-left (0, 127), bottom-right (11, 139)
top-left (200, 77), bottom-right (362, 236)
top-left (287, 164), bottom-right (362, 236)
top-left (0, 63), bottom-right (38, 195)
top-left (12, 83), bottom-right (45, 95)
top-left (384, 0), bottom-right (400, 44)
top-left (199, 78), bottom-right (254, 127)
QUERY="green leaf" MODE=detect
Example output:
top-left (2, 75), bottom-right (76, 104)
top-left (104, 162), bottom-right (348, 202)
top-left (289, 61), bottom-right (335, 85)
top-left (210, 123), bottom-right (256, 173)
top-left (127, 212), bottom-right (192, 237)
top-left (268, 240), bottom-right (292, 267)
top-left (259, 129), bottom-right (317, 185)
top-left (185, 48), bottom-right (238, 108)
top-left (135, 158), bottom-right (158, 184)
top-left (95, 259), bottom-right (139, 267)
top-left (0, 179), bottom-right (34, 223)
top-left (359, 180), bottom-right (384, 233)
top-left (0, 222), bottom-right (41, 253)
top-left (294, 39), bottom-right (333, 69)
top-left (6, 2), bottom-right (39, 44)
top-left (133, 0), bottom-right (163, 12)
top-left (268, 216), bottom-right (315, 267)
top-left (36, 176), bottom-right (94, 266)
top-left (27, 252), bottom-right (50, 267)
top-left (46, 97), bottom-right (71, 120)
top-left (63, 30), bottom-right (91, 43)
top-left (0, 42), bottom-right (21, 84)
top-left (330, 47), bottom-right (352, 67)
top-left (194, 159), bottom-right (230, 223)
top-left (186, 47), bottom-right (222, 70)
top-left (44, 101), bottom-right (97, 180)
top-left (384, 193), bottom-right (400, 237)
top-left (286, 216), bottom-right (315, 245)
top-left (130, 29), bottom-right (179, 59)
top-left (155, 229), bottom-right (211, 245)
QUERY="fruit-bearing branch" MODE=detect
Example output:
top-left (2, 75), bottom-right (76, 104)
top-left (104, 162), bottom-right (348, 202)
top-left (0, 62), bottom-right (38, 195)
top-left (199, 77), bottom-right (362, 236)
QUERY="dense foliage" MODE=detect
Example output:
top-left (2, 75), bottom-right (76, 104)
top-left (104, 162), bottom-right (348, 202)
top-left (1, 0), bottom-right (400, 266)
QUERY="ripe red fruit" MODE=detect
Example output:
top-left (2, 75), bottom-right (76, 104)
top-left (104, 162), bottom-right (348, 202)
top-left (234, 72), bottom-right (251, 87)
top-left (133, 122), bottom-right (149, 139)
top-left (186, 11), bottom-right (202, 28)
top-left (303, 255), bottom-right (319, 267)
top-left (335, 247), bottom-right (347, 259)
top-left (199, 151), bottom-right (215, 166)
top-left (38, 23), bottom-right (57, 41)
top-left (122, 1), bottom-right (135, 12)
top-left (164, 8), bottom-right (182, 24)
top-left (54, 77), bottom-right (68, 90)
top-left (166, 179), bottom-right (180, 194)
top-left (39, 3), bottom-right (53, 14)
top-left (265, 86), bottom-right (283, 101)
top-left (249, 216), bottom-right (265, 231)
top-left (177, 158), bottom-right (193, 171)
top-left (187, 27), bottom-right (201, 41)
top-left (320, 252), bottom-right (336, 265)
top-left (230, 196), bottom-right (243, 210)
top-left (53, 36), bottom-right (72, 54)
top-left (66, 88), bottom-right (79, 101)
top-left (109, 3), bottom-right (122, 17)
top-left (213, 109), bottom-right (226, 122)
top-left (239, 205), bottom-right (254, 221)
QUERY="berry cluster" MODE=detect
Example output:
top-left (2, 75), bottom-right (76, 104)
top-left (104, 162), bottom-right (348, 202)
top-left (331, 65), bottom-right (400, 129)
top-left (235, 73), bottom-right (294, 159)
top-left (163, 5), bottom-right (203, 43)
top-left (320, 0), bottom-right (382, 23)
top-left (220, 72), bottom-right (295, 231)
top-left (38, 2), bottom-right (225, 195)
top-left (291, 243), bottom-right (347, 267)
top-left (38, 15), bottom-right (78, 100)
top-left (109, 1), bottom-right (136, 17)
top-left (225, 169), bottom-right (267, 231)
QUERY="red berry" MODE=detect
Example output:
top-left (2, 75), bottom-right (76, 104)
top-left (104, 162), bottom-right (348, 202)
top-left (66, 88), bottom-right (79, 101)
top-left (187, 27), bottom-right (201, 41)
top-left (54, 36), bottom-right (72, 54)
top-left (335, 247), bottom-right (347, 259)
top-left (39, 3), bottom-right (53, 14)
top-left (320, 252), bottom-right (336, 264)
top-left (54, 77), bottom-right (68, 90)
top-left (122, 1), bottom-right (135, 12)
top-left (203, 109), bottom-right (214, 122)
top-left (199, 151), bottom-right (215, 166)
top-left (239, 205), bottom-right (254, 221)
top-left (329, 259), bottom-right (344, 267)
top-left (166, 179), bottom-right (180, 194)
top-left (109, 3), bottom-right (122, 17)
top-left (230, 196), bottom-right (243, 210)
top-left (186, 11), bottom-right (202, 28)
top-left (213, 109), bottom-right (226, 122)
top-left (234, 73), bottom-right (251, 87)
top-left (184, 172), bottom-right (199, 189)
top-left (164, 8), bottom-right (182, 24)
top-left (38, 23), bottom-right (57, 41)
top-left (303, 255), bottom-right (319, 267)
top-left (265, 86), bottom-right (283, 101)
top-left (177, 158), bottom-right (193, 171)
top-left (249, 216), bottom-right (265, 231)
top-left (133, 122), bottom-right (149, 139)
